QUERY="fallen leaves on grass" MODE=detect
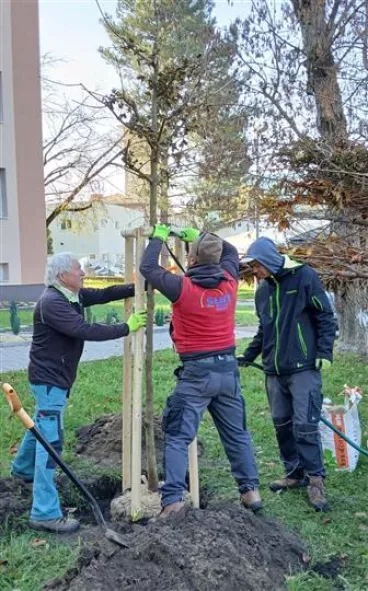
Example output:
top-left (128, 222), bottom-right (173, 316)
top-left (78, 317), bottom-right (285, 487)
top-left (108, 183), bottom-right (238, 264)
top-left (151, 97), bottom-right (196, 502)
top-left (31, 538), bottom-right (48, 549)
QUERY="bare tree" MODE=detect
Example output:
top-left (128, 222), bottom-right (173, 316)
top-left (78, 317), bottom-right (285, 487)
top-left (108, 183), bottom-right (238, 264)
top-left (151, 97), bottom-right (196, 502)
top-left (42, 61), bottom-right (128, 227)
top-left (232, 0), bottom-right (368, 355)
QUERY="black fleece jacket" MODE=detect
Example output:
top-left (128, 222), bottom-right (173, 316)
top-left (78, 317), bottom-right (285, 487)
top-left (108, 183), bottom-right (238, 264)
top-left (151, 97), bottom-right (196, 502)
top-left (28, 284), bottom-right (134, 389)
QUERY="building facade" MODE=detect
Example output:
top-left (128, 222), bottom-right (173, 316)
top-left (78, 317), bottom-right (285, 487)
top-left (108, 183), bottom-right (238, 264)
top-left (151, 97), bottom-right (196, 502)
top-left (0, 0), bottom-right (46, 295)
top-left (48, 200), bottom-right (145, 272)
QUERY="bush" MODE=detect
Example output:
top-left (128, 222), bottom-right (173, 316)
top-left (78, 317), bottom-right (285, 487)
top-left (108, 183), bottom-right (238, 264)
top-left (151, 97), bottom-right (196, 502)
top-left (9, 301), bottom-right (21, 335)
top-left (155, 307), bottom-right (165, 327)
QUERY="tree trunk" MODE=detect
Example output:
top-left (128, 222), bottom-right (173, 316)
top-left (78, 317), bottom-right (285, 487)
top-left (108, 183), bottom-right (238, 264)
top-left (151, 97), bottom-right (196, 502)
top-left (160, 152), bottom-right (170, 269)
top-left (292, 0), bottom-right (368, 356)
top-left (144, 16), bottom-right (159, 492)
top-left (335, 281), bottom-right (368, 356)
top-left (291, 0), bottom-right (348, 144)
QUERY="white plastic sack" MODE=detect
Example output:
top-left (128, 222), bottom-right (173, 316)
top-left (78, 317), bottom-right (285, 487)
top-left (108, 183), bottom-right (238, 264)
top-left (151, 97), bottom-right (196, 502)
top-left (319, 385), bottom-right (363, 472)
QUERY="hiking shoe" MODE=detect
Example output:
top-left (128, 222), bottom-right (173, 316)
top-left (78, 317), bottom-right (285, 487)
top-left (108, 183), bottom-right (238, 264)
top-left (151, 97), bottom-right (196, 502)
top-left (240, 488), bottom-right (263, 513)
top-left (29, 517), bottom-right (80, 534)
top-left (159, 501), bottom-right (186, 519)
top-left (307, 476), bottom-right (329, 512)
top-left (269, 477), bottom-right (306, 492)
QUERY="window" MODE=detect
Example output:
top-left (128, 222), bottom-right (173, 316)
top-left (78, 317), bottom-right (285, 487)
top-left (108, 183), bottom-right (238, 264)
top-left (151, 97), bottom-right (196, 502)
top-left (60, 219), bottom-right (72, 230)
top-left (0, 169), bottom-right (7, 218)
top-left (0, 263), bottom-right (9, 282)
top-left (0, 72), bottom-right (3, 122)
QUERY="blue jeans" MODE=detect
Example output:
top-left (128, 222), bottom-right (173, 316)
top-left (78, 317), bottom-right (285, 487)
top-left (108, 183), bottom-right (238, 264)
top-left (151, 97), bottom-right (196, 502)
top-left (161, 355), bottom-right (259, 507)
top-left (266, 370), bottom-right (325, 478)
top-left (12, 384), bottom-right (68, 521)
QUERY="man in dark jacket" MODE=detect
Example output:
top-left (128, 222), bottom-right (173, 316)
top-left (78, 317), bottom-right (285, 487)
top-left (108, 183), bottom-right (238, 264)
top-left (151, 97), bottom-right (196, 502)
top-left (11, 252), bottom-right (147, 533)
top-left (238, 237), bottom-right (335, 511)
top-left (140, 224), bottom-right (261, 517)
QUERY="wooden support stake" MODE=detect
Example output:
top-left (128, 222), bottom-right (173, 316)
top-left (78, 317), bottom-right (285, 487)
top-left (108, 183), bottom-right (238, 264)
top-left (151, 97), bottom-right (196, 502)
top-left (131, 229), bottom-right (146, 518)
top-left (174, 237), bottom-right (200, 508)
top-left (122, 236), bottom-right (134, 492)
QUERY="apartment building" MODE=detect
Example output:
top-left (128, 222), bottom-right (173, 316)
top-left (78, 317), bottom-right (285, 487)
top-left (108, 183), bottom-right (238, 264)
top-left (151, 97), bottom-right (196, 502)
top-left (48, 197), bottom-right (145, 270)
top-left (0, 0), bottom-right (46, 297)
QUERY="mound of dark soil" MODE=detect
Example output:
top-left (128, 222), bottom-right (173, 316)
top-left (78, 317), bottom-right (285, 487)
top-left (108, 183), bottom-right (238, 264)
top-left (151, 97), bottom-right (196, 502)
top-left (75, 413), bottom-right (203, 473)
top-left (0, 477), bottom-right (32, 530)
top-left (75, 413), bottom-right (164, 470)
top-left (0, 474), bottom-right (120, 531)
top-left (44, 503), bottom-right (306, 591)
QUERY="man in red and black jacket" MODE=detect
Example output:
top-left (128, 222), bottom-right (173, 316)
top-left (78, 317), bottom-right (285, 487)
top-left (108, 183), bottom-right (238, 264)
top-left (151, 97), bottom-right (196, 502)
top-left (140, 224), bottom-right (261, 517)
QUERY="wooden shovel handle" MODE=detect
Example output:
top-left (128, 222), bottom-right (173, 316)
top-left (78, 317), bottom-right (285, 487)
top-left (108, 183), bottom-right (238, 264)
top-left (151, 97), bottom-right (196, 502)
top-left (2, 383), bottom-right (35, 429)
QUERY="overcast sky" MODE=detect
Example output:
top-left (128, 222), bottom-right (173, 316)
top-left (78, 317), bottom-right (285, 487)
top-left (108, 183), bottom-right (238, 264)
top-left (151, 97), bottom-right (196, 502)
top-left (39, 0), bottom-right (246, 94)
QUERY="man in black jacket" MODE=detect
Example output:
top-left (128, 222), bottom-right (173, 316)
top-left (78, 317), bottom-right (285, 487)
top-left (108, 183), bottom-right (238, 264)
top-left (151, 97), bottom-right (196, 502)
top-left (11, 252), bottom-right (147, 533)
top-left (238, 237), bottom-right (335, 512)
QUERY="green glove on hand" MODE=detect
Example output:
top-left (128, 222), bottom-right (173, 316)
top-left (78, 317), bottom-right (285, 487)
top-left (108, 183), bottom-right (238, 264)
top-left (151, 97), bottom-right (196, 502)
top-left (315, 358), bottom-right (332, 371)
top-left (179, 228), bottom-right (200, 243)
top-left (151, 223), bottom-right (170, 242)
top-left (127, 310), bottom-right (147, 333)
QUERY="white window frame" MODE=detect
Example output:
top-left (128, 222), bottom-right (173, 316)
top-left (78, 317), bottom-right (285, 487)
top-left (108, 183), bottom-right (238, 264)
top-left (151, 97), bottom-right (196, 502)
top-left (0, 168), bottom-right (8, 219)
top-left (0, 263), bottom-right (9, 282)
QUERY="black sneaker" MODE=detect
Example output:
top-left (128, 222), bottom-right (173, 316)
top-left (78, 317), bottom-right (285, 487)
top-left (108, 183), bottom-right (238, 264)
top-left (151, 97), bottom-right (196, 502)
top-left (29, 517), bottom-right (80, 534)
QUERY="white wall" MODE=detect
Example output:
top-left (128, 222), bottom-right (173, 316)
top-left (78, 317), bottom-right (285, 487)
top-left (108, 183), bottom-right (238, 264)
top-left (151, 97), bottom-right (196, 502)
top-left (217, 220), bottom-right (284, 255)
top-left (98, 205), bottom-right (145, 265)
top-left (0, 0), bottom-right (22, 284)
top-left (49, 204), bottom-right (145, 267)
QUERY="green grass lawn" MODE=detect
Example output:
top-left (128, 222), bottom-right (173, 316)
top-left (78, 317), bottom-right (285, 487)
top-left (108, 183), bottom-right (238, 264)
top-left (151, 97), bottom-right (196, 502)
top-left (0, 287), bottom-right (256, 330)
top-left (1, 347), bottom-right (366, 590)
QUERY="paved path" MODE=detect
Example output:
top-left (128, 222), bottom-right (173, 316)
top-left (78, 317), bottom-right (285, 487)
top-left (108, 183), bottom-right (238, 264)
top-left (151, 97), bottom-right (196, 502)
top-left (0, 326), bottom-right (257, 373)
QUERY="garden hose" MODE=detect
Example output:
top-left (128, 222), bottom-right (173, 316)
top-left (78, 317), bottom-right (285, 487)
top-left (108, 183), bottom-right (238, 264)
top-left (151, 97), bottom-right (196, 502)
top-left (244, 361), bottom-right (368, 458)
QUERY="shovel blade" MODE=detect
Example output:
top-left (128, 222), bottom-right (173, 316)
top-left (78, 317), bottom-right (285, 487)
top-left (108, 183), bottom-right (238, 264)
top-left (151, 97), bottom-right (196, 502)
top-left (105, 528), bottom-right (129, 548)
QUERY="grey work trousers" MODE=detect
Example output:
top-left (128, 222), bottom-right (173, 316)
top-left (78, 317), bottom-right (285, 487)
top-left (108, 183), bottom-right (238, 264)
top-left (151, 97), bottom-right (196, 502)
top-left (265, 369), bottom-right (325, 478)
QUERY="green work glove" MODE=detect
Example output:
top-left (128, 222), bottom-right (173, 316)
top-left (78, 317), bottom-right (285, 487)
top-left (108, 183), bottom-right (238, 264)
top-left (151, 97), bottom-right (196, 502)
top-left (127, 310), bottom-right (147, 333)
top-left (179, 228), bottom-right (200, 242)
top-left (151, 223), bottom-right (170, 242)
top-left (315, 358), bottom-right (332, 371)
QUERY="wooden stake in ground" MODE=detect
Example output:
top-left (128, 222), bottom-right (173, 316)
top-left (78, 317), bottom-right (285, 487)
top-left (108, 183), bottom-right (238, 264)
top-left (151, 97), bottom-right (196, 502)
top-left (122, 235), bottom-right (134, 492)
top-left (131, 228), bottom-right (146, 518)
top-left (174, 237), bottom-right (200, 509)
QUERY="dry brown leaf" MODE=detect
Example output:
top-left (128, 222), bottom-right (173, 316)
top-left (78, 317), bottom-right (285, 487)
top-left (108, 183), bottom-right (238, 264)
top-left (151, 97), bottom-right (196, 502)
top-left (31, 538), bottom-right (47, 548)
top-left (0, 559), bottom-right (9, 567)
top-left (9, 442), bottom-right (19, 456)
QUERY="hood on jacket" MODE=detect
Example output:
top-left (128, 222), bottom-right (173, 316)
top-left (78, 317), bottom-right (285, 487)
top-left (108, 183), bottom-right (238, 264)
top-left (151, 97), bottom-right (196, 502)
top-left (244, 237), bottom-right (284, 275)
top-left (185, 264), bottom-right (227, 288)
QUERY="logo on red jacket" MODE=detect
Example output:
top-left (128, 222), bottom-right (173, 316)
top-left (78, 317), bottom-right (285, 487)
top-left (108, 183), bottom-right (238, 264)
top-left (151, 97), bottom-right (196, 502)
top-left (200, 289), bottom-right (232, 312)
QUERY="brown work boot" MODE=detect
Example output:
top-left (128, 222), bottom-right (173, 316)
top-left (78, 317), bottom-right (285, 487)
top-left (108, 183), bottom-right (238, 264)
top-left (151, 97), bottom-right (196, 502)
top-left (269, 477), bottom-right (306, 492)
top-left (159, 501), bottom-right (186, 519)
top-left (240, 488), bottom-right (263, 513)
top-left (307, 476), bottom-right (329, 512)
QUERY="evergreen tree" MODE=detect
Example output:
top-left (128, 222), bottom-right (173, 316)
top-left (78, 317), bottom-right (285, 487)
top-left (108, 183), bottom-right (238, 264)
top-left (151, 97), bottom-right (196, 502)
top-left (99, 0), bottom-right (245, 489)
top-left (9, 302), bottom-right (21, 336)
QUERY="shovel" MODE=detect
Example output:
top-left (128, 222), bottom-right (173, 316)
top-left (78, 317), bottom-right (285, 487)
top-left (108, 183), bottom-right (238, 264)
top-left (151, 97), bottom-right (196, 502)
top-left (2, 382), bottom-right (129, 548)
